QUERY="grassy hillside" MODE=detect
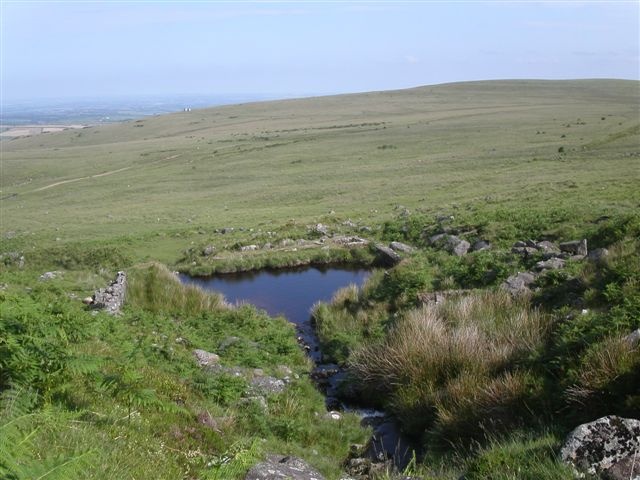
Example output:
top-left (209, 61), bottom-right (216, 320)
top-left (2, 79), bottom-right (638, 263)
top-left (1, 79), bottom-right (639, 479)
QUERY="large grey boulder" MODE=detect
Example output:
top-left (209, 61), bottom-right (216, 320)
top-left (471, 240), bottom-right (491, 252)
top-left (193, 349), bottom-right (220, 367)
top-left (560, 416), bottom-right (640, 479)
top-left (501, 271), bottom-right (536, 296)
top-left (245, 455), bottom-right (324, 480)
top-left (249, 376), bottom-right (286, 395)
top-left (91, 271), bottom-right (127, 315)
top-left (374, 244), bottom-right (401, 266)
top-left (535, 257), bottom-right (565, 271)
top-left (430, 234), bottom-right (470, 256)
top-left (625, 329), bottom-right (640, 348)
top-left (389, 241), bottom-right (415, 253)
top-left (560, 239), bottom-right (588, 256)
top-left (202, 244), bottom-right (216, 256)
top-left (588, 248), bottom-right (609, 262)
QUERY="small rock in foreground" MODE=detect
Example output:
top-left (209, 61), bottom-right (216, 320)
top-left (560, 415), bottom-right (640, 480)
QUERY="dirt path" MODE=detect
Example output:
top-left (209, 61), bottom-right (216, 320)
top-left (31, 154), bottom-right (181, 192)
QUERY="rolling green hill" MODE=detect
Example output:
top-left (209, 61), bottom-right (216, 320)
top-left (1, 79), bottom-right (639, 479)
top-left (2, 79), bottom-right (638, 261)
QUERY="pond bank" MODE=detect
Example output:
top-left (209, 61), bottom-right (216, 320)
top-left (180, 264), bottom-right (420, 471)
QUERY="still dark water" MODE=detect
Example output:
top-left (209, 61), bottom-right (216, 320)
top-left (179, 265), bottom-right (416, 468)
top-left (179, 266), bottom-right (370, 326)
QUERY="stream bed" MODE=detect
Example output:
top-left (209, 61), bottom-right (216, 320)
top-left (180, 265), bottom-right (416, 469)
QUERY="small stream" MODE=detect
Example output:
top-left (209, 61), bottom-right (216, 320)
top-left (180, 265), bottom-right (417, 469)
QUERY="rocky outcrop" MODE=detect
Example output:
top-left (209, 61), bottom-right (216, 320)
top-left (501, 271), bottom-right (536, 296)
top-left (1, 251), bottom-right (25, 268)
top-left (89, 271), bottom-right (127, 315)
top-left (560, 239), bottom-right (588, 257)
top-left (248, 375), bottom-right (286, 395)
top-left (560, 416), bottom-right (640, 479)
top-left (39, 271), bottom-right (61, 281)
top-left (193, 349), bottom-right (220, 367)
top-left (374, 244), bottom-right (401, 266)
top-left (245, 455), bottom-right (324, 480)
top-left (429, 234), bottom-right (470, 256)
top-left (534, 257), bottom-right (565, 271)
top-left (624, 329), bottom-right (640, 348)
top-left (471, 240), bottom-right (491, 252)
top-left (389, 241), bottom-right (414, 254)
top-left (333, 235), bottom-right (369, 247)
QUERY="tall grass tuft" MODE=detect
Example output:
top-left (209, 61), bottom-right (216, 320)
top-left (311, 271), bottom-right (389, 364)
top-left (127, 262), bottom-right (228, 316)
top-left (349, 290), bottom-right (550, 442)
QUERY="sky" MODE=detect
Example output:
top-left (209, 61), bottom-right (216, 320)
top-left (1, 1), bottom-right (638, 102)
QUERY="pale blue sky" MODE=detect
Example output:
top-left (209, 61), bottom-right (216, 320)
top-left (1, 1), bottom-right (638, 101)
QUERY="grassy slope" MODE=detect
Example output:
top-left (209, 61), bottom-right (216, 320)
top-left (2, 79), bottom-right (638, 263)
top-left (1, 79), bottom-right (639, 479)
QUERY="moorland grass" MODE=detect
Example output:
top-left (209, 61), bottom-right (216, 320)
top-left (1, 80), bottom-right (639, 478)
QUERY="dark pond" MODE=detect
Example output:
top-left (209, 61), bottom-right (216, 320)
top-left (180, 266), bottom-right (370, 325)
top-left (180, 265), bottom-right (417, 469)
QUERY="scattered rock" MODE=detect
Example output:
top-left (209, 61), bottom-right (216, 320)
top-left (82, 296), bottom-right (93, 305)
top-left (588, 247), bottom-right (609, 262)
top-left (535, 257), bottom-right (565, 271)
top-left (202, 245), bottom-right (216, 256)
top-left (446, 236), bottom-right (470, 256)
top-left (323, 411), bottom-right (342, 421)
top-left (333, 235), bottom-right (368, 246)
top-left (624, 329), bottom-right (640, 348)
top-left (374, 244), bottom-right (401, 266)
top-left (430, 234), bottom-right (470, 256)
top-left (0, 252), bottom-right (25, 268)
top-left (471, 240), bottom-right (491, 252)
top-left (39, 271), bottom-right (61, 281)
top-left (245, 454), bottom-right (324, 480)
top-left (560, 415), bottom-right (640, 479)
top-left (314, 223), bottom-right (328, 235)
top-left (537, 240), bottom-right (560, 253)
top-left (90, 271), bottom-right (127, 315)
top-left (512, 245), bottom-right (538, 257)
top-left (249, 376), bottom-right (286, 395)
top-left (221, 227), bottom-right (234, 234)
top-left (560, 239), bottom-right (588, 256)
top-left (343, 220), bottom-right (358, 228)
top-left (389, 241), bottom-right (414, 253)
top-left (501, 271), bottom-right (536, 296)
top-left (193, 349), bottom-right (220, 367)
top-left (240, 244), bottom-right (258, 252)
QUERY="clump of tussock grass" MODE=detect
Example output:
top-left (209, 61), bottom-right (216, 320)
top-left (348, 290), bottom-right (550, 442)
top-left (127, 262), bottom-right (229, 315)
top-left (565, 333), bottom-right (640, 405)
top-left (311, 271), bottom-right (389, 363)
